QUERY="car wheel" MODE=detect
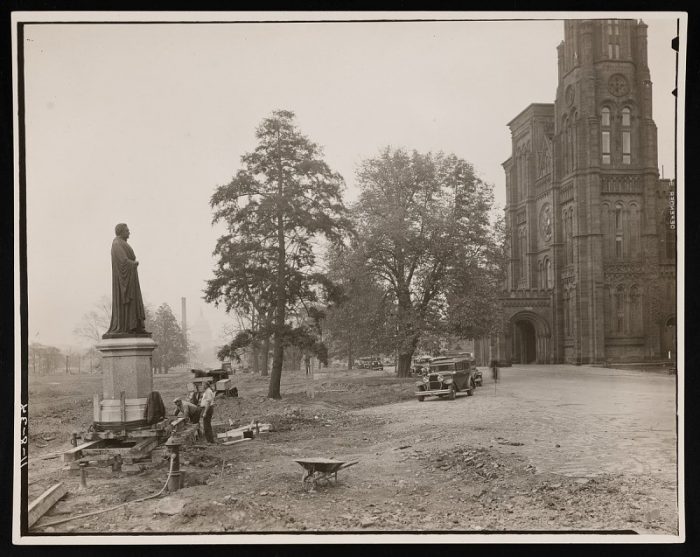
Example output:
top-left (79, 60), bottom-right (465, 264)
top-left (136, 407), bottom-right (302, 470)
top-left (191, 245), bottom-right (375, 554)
top-left (467, 378), bottom-right (475, 396)
top-left (417, 395), bottom-right (425, 402)
top-left (448, 384), bottom-right (456, 400)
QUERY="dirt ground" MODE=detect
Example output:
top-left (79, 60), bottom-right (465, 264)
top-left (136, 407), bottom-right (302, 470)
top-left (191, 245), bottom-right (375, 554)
top-left (25, 364), bottom-right (679, 536)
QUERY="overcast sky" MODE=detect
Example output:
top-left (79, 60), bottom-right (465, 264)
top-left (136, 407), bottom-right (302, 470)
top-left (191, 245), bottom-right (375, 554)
top-left (21, 14), bottom-right (679, 349)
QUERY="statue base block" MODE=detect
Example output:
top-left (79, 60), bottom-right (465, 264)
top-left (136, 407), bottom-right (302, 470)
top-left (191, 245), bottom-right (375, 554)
top-left (96, 336), bottom-right (157, 400)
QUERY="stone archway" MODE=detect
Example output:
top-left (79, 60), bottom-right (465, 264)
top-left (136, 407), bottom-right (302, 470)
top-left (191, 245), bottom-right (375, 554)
top-left (509, 311), bottom-right (552, 364)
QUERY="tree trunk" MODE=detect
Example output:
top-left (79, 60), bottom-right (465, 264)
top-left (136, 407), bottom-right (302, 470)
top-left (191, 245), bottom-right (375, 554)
top-left (260, 335), bottom-right (270, 376)
top-left (268, 210), bottom-right (286, 399)
top-left (251, 342), bottom-right (260, 375)
top-left (397, 352), bottom-right (414, 377)
top-left (347, 339), bottom-right (353, 370)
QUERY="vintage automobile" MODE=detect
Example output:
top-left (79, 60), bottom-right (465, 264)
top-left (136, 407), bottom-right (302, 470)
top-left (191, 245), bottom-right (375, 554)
top-left (414, 354), bottom-right (480, 401)
top-left (411, 355), bottom-right (433, 375)
top-left (445, 352), bottom-right (483, 386)
top-left (357, 357), bottom-right (383, 370)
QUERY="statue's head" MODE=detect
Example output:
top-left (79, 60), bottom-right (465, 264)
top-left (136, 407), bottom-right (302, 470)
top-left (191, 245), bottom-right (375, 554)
top-left (115, 223), bottom-right (130, 239)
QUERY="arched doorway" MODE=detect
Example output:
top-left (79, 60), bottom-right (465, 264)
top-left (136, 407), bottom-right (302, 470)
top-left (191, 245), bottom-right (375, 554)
top-left (514, 320), bottom-right (537, 363)
top-left (508, 311), bottom-right (552, 364)
top-left (660, 315), bottom-right (676, 359)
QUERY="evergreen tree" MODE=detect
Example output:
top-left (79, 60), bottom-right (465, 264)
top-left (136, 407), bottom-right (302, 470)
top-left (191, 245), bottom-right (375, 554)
top-left (151, 303), bottom-right (187, 373)
top-left (207, 110), bottom-right (351, 398)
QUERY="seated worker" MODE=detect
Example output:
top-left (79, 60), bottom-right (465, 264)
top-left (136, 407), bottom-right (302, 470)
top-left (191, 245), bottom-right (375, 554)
top-left (173, 397), bottom-right (202, 424)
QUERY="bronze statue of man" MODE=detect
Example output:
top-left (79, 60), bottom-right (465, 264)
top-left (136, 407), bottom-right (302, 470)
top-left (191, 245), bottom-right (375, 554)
top-left (103, 223), bottom-right (149, 337)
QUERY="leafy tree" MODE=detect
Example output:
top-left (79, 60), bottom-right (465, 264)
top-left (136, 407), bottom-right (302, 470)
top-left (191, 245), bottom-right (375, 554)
top-left (354, 148), bottom-right (495, 376)
top-left (324, 245), bottom-right (395, 368)
top-left (445, 212), bottom-right (507, 338)
top-left (207, 110), bottom-right (351, 398)
top-left (151, 303), bottom-right (188, 373)
top-left (28, 343), bottom-right (64, 375)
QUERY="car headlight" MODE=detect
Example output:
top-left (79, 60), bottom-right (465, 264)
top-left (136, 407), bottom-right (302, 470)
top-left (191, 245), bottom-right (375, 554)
top-left (422, 376), bottom-right (429, 383)
top-left (443, 376), bottom-right (453, 383)
top-left (437, 374), bottom-right (443, 382)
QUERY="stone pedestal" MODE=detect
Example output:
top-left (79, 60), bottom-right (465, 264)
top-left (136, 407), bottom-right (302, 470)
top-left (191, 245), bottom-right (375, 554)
top-left (95, 336), bottom-right (157, 426)
top-left (97, 336), bottom-right (157, 399)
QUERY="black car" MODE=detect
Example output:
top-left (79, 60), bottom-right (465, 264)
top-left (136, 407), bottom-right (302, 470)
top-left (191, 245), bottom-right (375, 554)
top-left (414, 355), bottom-right (480, 401)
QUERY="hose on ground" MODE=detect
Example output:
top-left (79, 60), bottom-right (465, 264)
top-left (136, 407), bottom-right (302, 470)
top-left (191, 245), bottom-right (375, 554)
top-left (33, 453), bottom-right (177, 530)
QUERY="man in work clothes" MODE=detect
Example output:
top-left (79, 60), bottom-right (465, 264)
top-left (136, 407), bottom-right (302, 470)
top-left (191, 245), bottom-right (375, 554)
top-left (200, 381), bottom-right (216, 443)
top-left (173, 397), bottom-right (201, 424)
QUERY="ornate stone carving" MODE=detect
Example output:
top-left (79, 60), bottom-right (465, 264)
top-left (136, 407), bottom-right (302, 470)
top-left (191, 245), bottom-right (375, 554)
top-left (601, 175), bottom-right (641, 194)
top-left (539, 203), bottom-right (553, 243)
top-left (565, 84), bottom-right (575, 106)
top-left (560, 182), bottom-right (574, 203)
top-left (608, 74), bottom-right (630, 97)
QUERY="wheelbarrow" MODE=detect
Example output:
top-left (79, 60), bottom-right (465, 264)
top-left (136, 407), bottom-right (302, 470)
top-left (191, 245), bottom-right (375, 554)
top-left (294, 458), bottom-right (359, 491)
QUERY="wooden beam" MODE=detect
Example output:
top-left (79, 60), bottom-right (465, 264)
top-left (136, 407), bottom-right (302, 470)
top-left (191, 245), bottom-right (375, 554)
top-left (62, 440), bottom-right (103, 463)
top-left (130, 437), bottom-right (158, 455)
top-left (222, 437), bottom-right (251, 446)
top-left (28, 482), bottom-right (67, 527)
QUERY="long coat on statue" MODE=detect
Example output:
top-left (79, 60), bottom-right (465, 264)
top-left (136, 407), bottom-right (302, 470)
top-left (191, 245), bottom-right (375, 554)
top-left (105, 236), bottom-right (146, 334)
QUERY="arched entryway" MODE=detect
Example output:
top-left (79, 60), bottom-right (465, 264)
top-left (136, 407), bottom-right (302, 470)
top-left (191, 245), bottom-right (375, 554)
top-left (509, 311), bottom-right (552, 364)
top-left (514, 320), bottom-right (537, 363)
top-left (660, 315), bottom-right (676, 359)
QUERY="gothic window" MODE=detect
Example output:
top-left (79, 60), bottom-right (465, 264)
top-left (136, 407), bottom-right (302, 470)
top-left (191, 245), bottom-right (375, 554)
top-left (621, 107), bottom-right (631, 164)
top-left (615, 285), bottom-right (625, 333)
top-left (563, 290), bottom-right (570, 336)
top-left (629, 203), bottom-right (641, 259)
top-left (607, 20), bottom-right (621, 59)
top-left (621, 106), bottom-right (631, 126)
top-left (518, 226), bottom-right (527, 283)
top-left (601, 203), bottom-right (612, 260)
top-left (629, 285), bottom-right (642, 334)
top-left (566, 211), bottom-right (574, 264)
top-left (545, 258), bottom-right (553, 289)
top-left (601, 107), bottom-right (611, 164)
top-left (615, 203), bottom-right (624, 259)
top-left (568, 288), bottom-right (576, 336)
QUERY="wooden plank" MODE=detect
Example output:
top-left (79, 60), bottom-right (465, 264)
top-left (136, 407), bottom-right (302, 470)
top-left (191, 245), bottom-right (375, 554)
top-left (82, 447), bottom-right (135, 456)
top-left (130, 437), bottom-right (158, 454)
top-left (62, 440), bottom-right (104, 463)
top-left (124, 429), bottom-right (160, 438)
top-left (217, 431), bottom-right (245, 440)
top-left (222, 437), bottom-right (251, 446)
top-left (28, 482), bottom-right (67, 528)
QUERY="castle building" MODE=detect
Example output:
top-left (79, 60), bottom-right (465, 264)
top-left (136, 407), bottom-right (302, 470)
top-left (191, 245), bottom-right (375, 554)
top-left (478, 19), bottom-right (676, 365)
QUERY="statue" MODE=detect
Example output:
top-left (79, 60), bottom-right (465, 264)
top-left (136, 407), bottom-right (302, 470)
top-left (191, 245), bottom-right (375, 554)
top-left (103, 223), bottom-right (150, 338)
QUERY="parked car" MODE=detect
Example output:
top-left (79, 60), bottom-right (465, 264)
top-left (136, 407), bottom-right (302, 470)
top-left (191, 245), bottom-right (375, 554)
top-left (411, 355), bottom-right (432, 375)
top-left (414, 355), bottom-right (480, 401)
top-left (357, 357), bottom-right (383, 370)
top-left (441, 352), bottom-right (483, 386)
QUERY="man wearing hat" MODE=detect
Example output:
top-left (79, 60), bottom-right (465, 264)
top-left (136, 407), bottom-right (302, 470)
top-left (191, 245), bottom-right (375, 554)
top-left (173, 397), bottom-right (201, 424)
top-left (199, 380), bottom-right (217, 444)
